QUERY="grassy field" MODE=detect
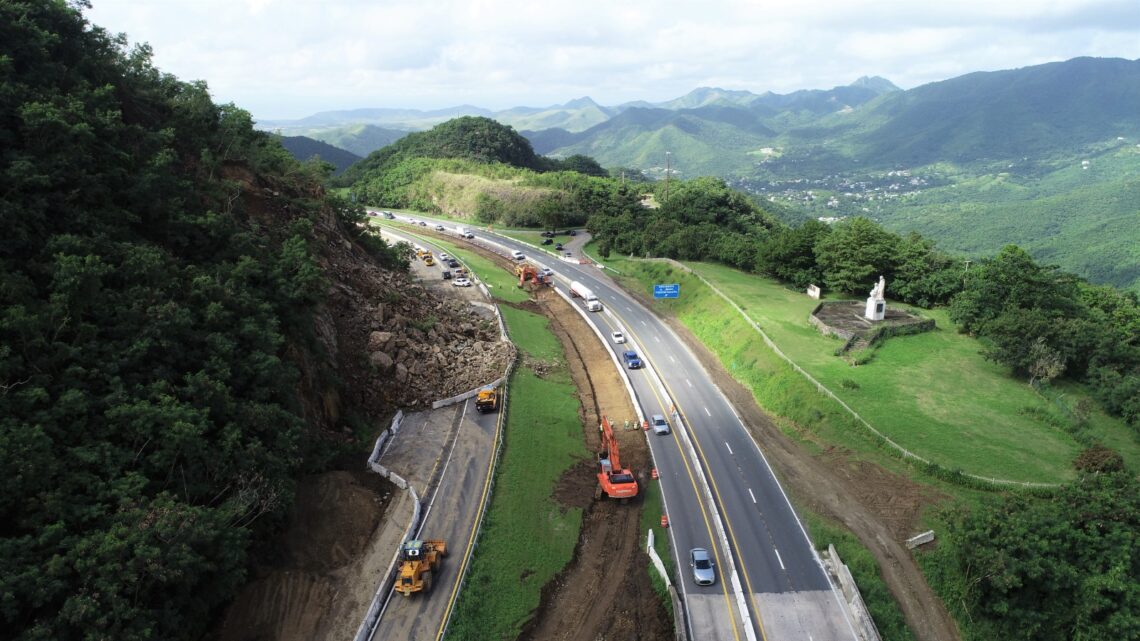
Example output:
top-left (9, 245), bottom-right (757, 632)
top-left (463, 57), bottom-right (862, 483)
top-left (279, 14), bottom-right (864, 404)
top-left (592, 253), bottom-right (1139, 483)
top-left (446, 305), bottom-right (588, 640)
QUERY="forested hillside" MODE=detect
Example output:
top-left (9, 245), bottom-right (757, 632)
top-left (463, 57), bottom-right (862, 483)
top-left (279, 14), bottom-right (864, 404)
top-left (0, 3), bottom-right (414, 639)
top-left (276, 135), bottom-right (361, 174)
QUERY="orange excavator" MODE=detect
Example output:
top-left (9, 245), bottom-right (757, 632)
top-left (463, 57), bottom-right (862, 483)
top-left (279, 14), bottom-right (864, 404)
top-left (596, 415), bottom-right (638, 500)
top-left (516, 263), bottom-right (550, 289)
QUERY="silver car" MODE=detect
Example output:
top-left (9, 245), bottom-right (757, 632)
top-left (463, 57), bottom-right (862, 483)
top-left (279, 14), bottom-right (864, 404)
top-left (689, 548), bottom-right (716, 586)
top-left (651, 414), bottom-right (670, 435)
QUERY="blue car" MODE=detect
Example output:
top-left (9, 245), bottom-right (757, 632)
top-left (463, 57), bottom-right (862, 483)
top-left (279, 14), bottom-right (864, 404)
top-left (622, 350), bottom-right (642, 369)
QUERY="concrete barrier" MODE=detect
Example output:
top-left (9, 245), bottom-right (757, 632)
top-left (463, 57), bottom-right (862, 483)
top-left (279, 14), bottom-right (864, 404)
top-left (905, 530), bottom-right (935, 549)
top-left (826, 544), bottom-right (881, 641)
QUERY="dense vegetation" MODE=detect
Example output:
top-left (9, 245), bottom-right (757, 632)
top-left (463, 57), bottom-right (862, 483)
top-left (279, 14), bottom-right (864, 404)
top-left (943, 468), bottom-right (1139, 641)
top-left (0, 3), bottom-right (380, 638)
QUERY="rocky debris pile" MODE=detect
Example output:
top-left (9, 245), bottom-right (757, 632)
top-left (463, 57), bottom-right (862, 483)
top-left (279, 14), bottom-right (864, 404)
top-left (309, 216), bottom-right (513, 420)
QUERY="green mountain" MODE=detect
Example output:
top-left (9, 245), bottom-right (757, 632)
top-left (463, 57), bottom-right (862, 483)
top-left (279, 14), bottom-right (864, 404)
top-left (277, 134), bottom-right (361, 174)
top-left (848, 57), bottom-right (1140, 165)
top-left (304, 123), bottom-right (409, 157)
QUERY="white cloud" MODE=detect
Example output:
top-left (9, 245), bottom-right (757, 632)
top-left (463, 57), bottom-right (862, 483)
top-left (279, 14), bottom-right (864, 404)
top-left (84, 0), bottom-right (1140, 119)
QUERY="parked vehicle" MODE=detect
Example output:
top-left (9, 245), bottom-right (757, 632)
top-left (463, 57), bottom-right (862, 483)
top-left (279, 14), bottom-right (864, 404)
top-left (448, 259), bottom-right (460, 268)
top-left (442, 270), bottom-right (452, 279)
top-left (435, 224), bottom-right (445, 231)
top-left (542, 238), bottom-right (553, 245)
top-left (569, 281), bottom-right (602, 311)
top-left (452, 277), bottom-right (472, 287)
top-left (689, 548), bottom-right (716, 586)
top-left (596, 416), bottom-right (638, 500)
top-left (555, 242), bottom-right (563, 250)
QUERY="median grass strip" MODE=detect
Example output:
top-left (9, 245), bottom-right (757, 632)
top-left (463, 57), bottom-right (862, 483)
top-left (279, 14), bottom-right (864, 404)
top-left (445, 305), bottom-right (588, 641)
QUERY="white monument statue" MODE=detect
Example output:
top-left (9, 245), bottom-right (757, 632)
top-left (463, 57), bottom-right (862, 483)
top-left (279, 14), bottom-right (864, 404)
top-left (864, 275), bottom-right (886, 321)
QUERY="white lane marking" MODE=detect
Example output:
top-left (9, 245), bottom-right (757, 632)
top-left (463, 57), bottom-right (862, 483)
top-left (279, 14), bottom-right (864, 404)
top-left (774, 548), bottom-right (786, 571)
top-left (669, 355), bottom-right (676, 363)
top-left (654, 335), bottom-right (661, 343)
top-left (748, 488), bottom-right (756, 503)
top-left (640, 320), bottom-right (647, 326)
top-left (704, 406), bottom-right (711, 417)
top-left (685, 379), bottom-right (692, 387)
top-left (725, 442), bottom-right (733, 455)
top-left (627, 307), bottom-right (633, 312)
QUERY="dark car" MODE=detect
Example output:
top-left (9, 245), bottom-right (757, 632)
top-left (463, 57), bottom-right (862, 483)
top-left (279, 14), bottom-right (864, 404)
top-left (442, 270), bottom-right (452, 279)
top-left (555, 242), bottom-right (563, 250)
top-left (541, 231), bottom-right (554, 237)
top-left (689, 548), bottom-right (716, 586)
top-left (418, 221), bottom-right (427, 226)
top-left (448, 259), bottom-right (460, 268)
top-left (569, 230), bottom-right (577, 236)
top-left (622, 350), bottom-right (642, 369)
top-left (542, 238), bottom-right (553, 245)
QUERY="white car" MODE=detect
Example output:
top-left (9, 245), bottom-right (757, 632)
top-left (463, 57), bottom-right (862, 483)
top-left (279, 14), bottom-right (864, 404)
top-left (435, 224), bottom-right (445, 231)
top-left (511, 250), bottom-right (525, 260)
top-left (452, 277), bottom-right (472, 287)
top-left (440, 253), bottom-right (451, 261)
top-left (611, 330), bottom-right (626, 344)
top-left (540, 267), bottom-right (554, 278)
top-left (651, 414), bottom-right (670, 435)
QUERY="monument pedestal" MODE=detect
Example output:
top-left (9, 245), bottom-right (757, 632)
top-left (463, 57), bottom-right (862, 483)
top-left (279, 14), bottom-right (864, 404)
top-left (865, 297), bottom-right (885, 321)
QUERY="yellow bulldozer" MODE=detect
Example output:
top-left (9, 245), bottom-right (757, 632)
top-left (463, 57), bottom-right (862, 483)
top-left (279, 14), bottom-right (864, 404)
top-left (394, 539), bottom-right (447, 596)
top-left (475, 386), bottom-right (498, 413)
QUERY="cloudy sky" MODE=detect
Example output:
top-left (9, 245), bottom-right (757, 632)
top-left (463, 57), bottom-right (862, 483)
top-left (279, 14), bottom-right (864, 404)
top-left (86, 0), bottom-right (1140, 121)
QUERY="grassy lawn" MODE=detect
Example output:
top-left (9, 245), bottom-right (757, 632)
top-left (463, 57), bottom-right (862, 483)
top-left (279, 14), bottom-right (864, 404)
top-left (594, 253), bottom-right (1139, 483)
top-left (446, 305), bottom-right (588, 640)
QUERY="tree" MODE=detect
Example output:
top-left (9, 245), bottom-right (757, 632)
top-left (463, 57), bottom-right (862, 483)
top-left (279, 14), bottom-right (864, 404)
top-left (949, 472), bottom-right (1140, 641)
top-left (813, 217), bottom-right (898, 295)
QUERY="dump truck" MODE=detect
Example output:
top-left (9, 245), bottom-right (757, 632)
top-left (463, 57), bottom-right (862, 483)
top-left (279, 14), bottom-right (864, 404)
top-left (570, 281), bottom-right (602, 311)
top-left (394, 539), bottom-right (447, 596)
top-left (475, 386), bottom-right (498, 413)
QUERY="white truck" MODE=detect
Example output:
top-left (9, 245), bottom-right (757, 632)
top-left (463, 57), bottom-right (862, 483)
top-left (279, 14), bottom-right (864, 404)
top-left (570, 281), bottom-right (602, 312)
top-left (456, 226), bottom-right (473, 239)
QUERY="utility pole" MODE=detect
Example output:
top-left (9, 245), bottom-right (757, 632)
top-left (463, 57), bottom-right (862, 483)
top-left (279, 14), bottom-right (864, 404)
top-left (664, 151), bottom-right (671, 203)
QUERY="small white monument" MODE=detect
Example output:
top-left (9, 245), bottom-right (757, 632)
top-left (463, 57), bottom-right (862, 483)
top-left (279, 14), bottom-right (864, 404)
top-left (806, 284), bottom-right (821, 299)
top-left (864, 275), bottom-right (886, 321)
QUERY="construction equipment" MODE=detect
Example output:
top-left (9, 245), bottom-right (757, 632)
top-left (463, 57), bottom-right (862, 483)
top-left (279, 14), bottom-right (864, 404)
top-left (424, 255), bottom-right (435, 266)
top-left (394, 539), bottom-right (448, 596)
top-left (515, 263), bottom-right (550, 288)
top-left (475, 386), bottom-right (498, 413)
top-left (597, 416), bottom-right (638, 500)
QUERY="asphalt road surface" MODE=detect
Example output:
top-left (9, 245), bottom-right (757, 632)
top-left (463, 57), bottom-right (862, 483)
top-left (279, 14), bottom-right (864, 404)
top-left (380, 216), bottom-right (858, 641)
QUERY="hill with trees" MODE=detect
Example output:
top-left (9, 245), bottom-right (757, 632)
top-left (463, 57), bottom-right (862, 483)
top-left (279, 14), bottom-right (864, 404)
top-left (277, 135), bottom-right (361, 174)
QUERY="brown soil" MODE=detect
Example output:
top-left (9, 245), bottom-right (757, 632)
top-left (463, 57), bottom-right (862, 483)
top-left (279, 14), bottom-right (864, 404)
top-left (659, 314), bottom-right (961, 641)
top-left (218, 465), bottom-right (395, 641)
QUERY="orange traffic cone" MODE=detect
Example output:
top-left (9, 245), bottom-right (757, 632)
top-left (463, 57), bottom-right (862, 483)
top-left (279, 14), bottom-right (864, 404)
top-left (660, 514), bottom-right (669, 528)
top-left (642, 420), bottom-right (649, 431)
top-left (651, 468), bottom-right (659, 480)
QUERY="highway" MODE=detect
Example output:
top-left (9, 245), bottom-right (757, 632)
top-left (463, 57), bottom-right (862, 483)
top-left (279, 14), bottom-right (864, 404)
top-left (376, 215), bottom-right (858, 641)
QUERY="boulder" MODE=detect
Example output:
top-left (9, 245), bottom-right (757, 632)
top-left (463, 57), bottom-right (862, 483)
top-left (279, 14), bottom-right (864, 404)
top-left (368, 331), bottom-right (393, 351)
top-left (369, 350), bottom-right (394, 371)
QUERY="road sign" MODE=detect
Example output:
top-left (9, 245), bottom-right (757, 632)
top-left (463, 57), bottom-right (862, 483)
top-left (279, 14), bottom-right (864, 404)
top-left (653, 283), bottom-right (680, 299)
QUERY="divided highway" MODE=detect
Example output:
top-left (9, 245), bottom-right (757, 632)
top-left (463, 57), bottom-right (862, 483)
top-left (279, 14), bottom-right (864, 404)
top-left (379, 216), bottom-right (858, 641)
